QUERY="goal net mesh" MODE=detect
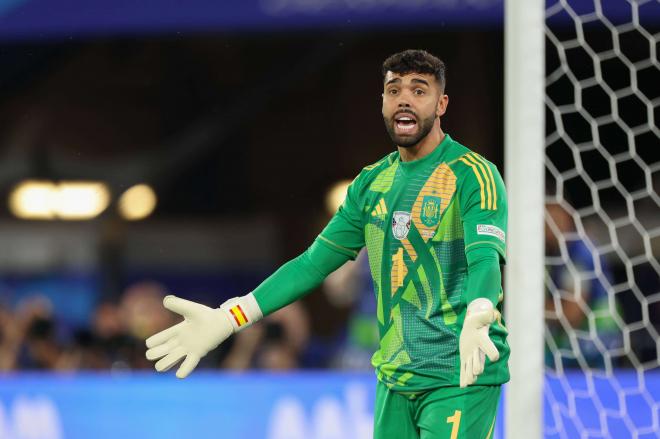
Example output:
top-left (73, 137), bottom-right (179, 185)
top-left (543, 0), bottom-right (659, 437)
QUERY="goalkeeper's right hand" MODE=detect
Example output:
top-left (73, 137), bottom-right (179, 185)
top-left (145, 294), bottom-right (262, 378)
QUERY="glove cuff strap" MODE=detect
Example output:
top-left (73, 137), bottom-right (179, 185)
top-left (220, 293), bottom-right (263, 332)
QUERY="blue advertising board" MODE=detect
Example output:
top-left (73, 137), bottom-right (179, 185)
top-left (1, 370), bottom-right (659, 438)
top-left (1, 371), bottom-right (503, 439)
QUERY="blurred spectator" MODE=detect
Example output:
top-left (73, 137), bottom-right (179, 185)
top-left (93, 302), bottom-right (136, 370)
top-left (3, 296), bottom-right (61, 370)
top-left (57, 300), bottom-right (144, 371)
top-left (22, 316), bottom-right (61, 369)
top-left (222, 301), bottom-right (309, 370)
top-left (120, 282), bottom-right (175, 341)
top-left (56, 328), bottom-right (107, 371)
top-left (544, 203), bottom-right (623, 370)
top-left (323, 250), bottom-right (379, 370)
top-left (0, 305), bottom-right (20, 370)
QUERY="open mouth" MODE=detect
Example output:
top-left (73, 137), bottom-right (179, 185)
top-left (394, 113), bottom-right (418, 133)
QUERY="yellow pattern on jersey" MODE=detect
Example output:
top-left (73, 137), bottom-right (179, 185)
top-left (400, 238), bottom-right (417, 262)
top-left (391, 247), bottom-right (407, 296)
top-left (411, 163), bottom-right (456, 241)
top-left (371, 198), bottom-right (388, 219)
top-left (468, 153), bottom-right (497, 210)
top-left (458, 153), bottom-right (497, 210)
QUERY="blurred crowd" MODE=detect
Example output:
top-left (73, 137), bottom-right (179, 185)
top-left (0, 280), bottom-right (335, 373)
top-left (1, 201), bottom-right (657, 373)
top-left (0, 282), bottom-right (168, 372)
top-left (544, 201), bottom-right (659, 370)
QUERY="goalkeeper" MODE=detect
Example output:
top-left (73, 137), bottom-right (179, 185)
top-left (145, 49), bottom-right (509, 439)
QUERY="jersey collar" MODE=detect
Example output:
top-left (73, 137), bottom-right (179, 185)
top-left (397, 134), bottom-right (453, 175)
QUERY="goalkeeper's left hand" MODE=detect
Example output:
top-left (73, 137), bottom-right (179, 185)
top-left (459, 298), bottom-right (500, 388)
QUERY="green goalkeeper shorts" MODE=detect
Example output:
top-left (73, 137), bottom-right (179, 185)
top-left (373, 382), bottom-right (501, 439)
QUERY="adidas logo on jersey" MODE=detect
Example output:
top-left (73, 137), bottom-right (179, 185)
top-left (371, 198), bottom-right (388, 221)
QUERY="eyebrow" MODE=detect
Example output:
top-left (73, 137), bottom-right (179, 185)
top-left (411, 78), bottom-right (429, 86)
top-left (385, 77), bottom-right (430, 87)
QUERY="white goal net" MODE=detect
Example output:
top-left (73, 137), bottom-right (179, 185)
top-left (543, 1), bottom-right (660, 438)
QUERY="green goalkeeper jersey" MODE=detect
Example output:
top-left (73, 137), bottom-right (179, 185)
top-left (317, 134), bottom-right (510, 392)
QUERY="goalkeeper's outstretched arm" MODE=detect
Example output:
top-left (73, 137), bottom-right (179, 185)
top-left (459, 246), bottom-right (503, 387)
top-left (144, 238), bottom-right (352, 378)
top-left (146, 168), bottom-right (366, 377)
top-left (456, 155), bottom-right (508, 387)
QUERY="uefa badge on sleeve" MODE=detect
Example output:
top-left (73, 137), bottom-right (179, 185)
top-left (392, 211), bottom-right (411, 240)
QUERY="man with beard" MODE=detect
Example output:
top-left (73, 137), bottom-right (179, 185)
top-left (145, 49), bottom-right (509, 438)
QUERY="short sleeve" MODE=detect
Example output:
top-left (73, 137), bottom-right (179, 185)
top-left (458, 154), bottom-right (507, 262)
top-left (317, 176), bottom-right (365, 259)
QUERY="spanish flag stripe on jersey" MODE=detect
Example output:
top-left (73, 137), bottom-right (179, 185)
top-left (468, 153), bottom-right (498, 210)
top-left (230, 305), bottom-right (248, 327)
top-left (459, 157), bottom-right (486, 209)
top-left (465, 154), bottom-right (492, 210)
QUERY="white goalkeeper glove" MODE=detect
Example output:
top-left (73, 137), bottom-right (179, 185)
top-left (459, 298), bottom-right (500, 388)
top-left (145, 293), bottom-right (262, 378)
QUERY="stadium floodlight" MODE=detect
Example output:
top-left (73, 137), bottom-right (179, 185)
top-left (118, 183), bottom-right (157, 220)
top-left (8, 180), bottom-right (58, 219)
top-left (8, 180), bottom-right (110, 220)
top-left (55, 181), bottom-right (110, 220)
top-left (325, 179), bottom-right (352, 215)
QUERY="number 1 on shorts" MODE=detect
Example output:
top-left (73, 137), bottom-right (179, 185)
top-left (446, 410), bottom-right (462, 439)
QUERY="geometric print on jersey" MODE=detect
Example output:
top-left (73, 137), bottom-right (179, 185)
top-left (411, 163), bottom-right (457, 241)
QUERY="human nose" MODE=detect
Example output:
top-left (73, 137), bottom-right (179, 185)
top-left (396, 91), bottom-right (413, 108)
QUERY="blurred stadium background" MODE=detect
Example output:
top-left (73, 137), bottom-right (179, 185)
top-left (0, 0), bottom-right (657, 438)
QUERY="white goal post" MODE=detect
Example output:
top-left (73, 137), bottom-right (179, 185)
top-left (504, 0), bottom-right (546, 438)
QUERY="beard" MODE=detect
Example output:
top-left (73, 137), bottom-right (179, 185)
top-left (383, 111), bottom-right (437, 148)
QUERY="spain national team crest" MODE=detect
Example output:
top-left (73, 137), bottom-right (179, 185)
top-left (420, 195), bottom-right (442, 227)
top-left (392, 211), bottom-right (411, 240)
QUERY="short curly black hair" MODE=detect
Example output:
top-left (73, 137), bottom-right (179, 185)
top-left (382, 49), bottom-right (446, 92)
